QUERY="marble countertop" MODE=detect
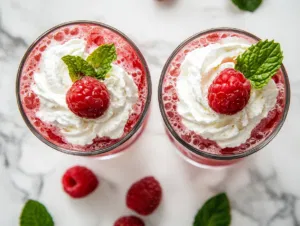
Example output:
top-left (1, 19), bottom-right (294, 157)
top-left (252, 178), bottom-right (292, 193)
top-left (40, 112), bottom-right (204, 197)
top-left (1, 0), bottom-right (300, 225)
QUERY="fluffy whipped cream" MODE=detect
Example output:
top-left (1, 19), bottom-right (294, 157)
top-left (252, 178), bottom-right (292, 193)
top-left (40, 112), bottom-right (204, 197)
top-left (32, 39), bottom-right (138, 145)
top-left (176, 37), bottom-right (278, 148)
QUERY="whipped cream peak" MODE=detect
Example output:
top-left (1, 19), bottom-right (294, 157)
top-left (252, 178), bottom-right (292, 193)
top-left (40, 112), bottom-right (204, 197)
top-left (176, 37), bottom-right (278, 148)
top-left (32, 39), bottom-right (138, 145)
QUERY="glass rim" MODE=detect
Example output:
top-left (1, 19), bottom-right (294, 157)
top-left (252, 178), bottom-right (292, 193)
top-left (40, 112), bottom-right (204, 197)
top-left (16, 20), bottom-right (152, 156)
top-left (158, 27), bottom-right (290, 161)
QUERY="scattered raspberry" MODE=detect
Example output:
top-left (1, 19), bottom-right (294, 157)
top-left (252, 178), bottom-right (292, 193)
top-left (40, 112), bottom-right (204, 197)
top-left (126, 176), bottom-right (162, 215)
top-left (62, 166), bottom-right (99, 198)
top-left (114, 216), bottom-right (145, 226)
top-left (66, 76), bottom-right (110, 119)
top-left (208, 68), bottom-right (251, 115)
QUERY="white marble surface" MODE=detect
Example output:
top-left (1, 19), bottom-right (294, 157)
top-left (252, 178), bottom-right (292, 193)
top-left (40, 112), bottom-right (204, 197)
top-left (1, 0), bottom-right (300, 225)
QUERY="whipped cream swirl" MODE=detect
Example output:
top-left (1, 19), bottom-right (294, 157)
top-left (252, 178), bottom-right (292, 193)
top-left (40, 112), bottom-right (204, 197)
top-left (176, 37), bottom-right (278, 148)
top-left (32, 39), bottom-right (138, 145)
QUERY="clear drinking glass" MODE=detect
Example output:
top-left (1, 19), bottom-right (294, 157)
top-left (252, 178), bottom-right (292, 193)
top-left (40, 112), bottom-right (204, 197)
top-left (158, 28), bottom-right (290, 168)
top-left (16, 21), bottom-right (151, 159)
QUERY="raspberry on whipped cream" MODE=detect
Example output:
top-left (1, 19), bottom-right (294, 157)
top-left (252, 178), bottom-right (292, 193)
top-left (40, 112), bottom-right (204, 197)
top-left (17, 23), bottom-right (150, 154)
top-left (208, 68), bottom-right (251, 115)
top-left (160, 30), bottom-right (288, 167)
top-left (32, 39), bottom-right (138, 146)
top-left (176, 37), bottom-right (279, 148)
top-left (66, 76), bottom-right (110, 119)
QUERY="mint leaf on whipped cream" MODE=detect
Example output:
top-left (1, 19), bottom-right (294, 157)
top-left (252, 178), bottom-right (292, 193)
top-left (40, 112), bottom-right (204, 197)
top-left (20, 200), bottom-right (54, 226)
top-left (87, 44), bottom-right (117, 80)
top-left (232, 0), bottom-right (262, 12)
top-left (62, 44), bottom-right (117, 81)
top-left (235, 40), bottom-right (283, 89)
top-left (193, 193), bottom-right (231, 226)
top-left (62, 55), bottom-right (96, 82)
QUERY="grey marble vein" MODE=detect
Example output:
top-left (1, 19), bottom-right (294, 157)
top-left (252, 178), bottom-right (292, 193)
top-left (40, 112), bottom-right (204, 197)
top-left (231, 169), bottom-right (299, 226)
top-left (137, 40), bottom-right (175, 68)
top-left (0, 12), bottom-right (27, 61)
top-left (0, 113), bottom-right (45, 203)
top-left (0, 0), bottom-right (299, 225)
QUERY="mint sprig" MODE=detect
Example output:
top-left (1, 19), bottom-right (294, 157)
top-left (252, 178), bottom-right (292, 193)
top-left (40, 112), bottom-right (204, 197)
top-left (20, 200), bottom-right (54, 226)
top-left (235, 40), bottom-right (283, 89)
top-left (62, 44), bottom-right (117, 82)
top-left (193, 193), bottom-right (231, 226)
top-left (62, 56), bottom-right (96, 82)
top-left (232, 0), bottom-right (263, 12)
top-left (87, 44), bottom-right (117, 80)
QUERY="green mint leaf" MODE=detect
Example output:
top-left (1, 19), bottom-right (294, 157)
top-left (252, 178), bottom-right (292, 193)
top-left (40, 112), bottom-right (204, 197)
top-left (87, 44), bottom-right (117, 80)
top-left (235, 40), bottom-right (283, 89)
top-left (62, 55), bottom-right (96, 82)
top-left (96, 68), bottom-right (109, 80)
top-left (193, 193), bottom-right (231, 226)
top-left (232, 0), bottom-right (263, 12)
top-left (20, 200), bottom-right (54, 226)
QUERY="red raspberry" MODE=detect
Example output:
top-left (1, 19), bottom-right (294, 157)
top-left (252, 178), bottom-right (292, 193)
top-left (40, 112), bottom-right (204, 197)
top-left (62, 166), bottom-right (99, 198)
top-left (66, 76), bottom-right (110, 119)
top-left (126, 176), bottom-right (162, 216)
top-left (114, 216), bottom-right (145, 226)
top-left (208, 68), bottom-right (251, 115)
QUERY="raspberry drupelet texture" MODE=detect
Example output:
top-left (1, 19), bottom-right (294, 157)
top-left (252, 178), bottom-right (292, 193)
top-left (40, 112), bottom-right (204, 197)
top-left (126, 176), bottom-right (162, 216)
top-left (114, 216), bottom-right (145, 226)
top-left (208, 68), bottom-right (251, 115)
top-left (66, 76), bottom-right (110, 119)
top-left (62, 165), bottom-right (99, 198)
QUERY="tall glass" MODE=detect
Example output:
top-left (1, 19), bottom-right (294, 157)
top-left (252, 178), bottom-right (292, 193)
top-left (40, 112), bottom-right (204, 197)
top-left (16, 21), bottom-right (151, 159)
top-left (158, 28), bottom-right (290, 168)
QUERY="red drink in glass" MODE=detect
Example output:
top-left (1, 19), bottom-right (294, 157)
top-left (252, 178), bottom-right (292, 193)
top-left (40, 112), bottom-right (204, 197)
top-left (16, 21), bottom-right (151, 158)
top-left (159, 28), bottom-right (290, 168)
